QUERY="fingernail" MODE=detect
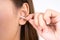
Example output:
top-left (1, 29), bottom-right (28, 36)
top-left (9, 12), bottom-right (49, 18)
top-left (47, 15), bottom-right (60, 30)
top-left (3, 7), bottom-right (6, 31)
top-left (47, 22), bottom-right (50, 24)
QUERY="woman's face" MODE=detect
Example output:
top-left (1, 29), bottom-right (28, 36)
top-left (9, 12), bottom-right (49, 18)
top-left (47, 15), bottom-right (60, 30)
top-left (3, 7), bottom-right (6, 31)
top-left (0, 0), bottom-right (23, 40)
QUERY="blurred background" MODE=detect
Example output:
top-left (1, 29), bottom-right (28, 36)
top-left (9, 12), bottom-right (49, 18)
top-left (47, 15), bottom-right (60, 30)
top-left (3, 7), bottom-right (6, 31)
top-left (32, 0), bottom-right (60, 40)
top-left (33, 0), bottom-right (60, 12)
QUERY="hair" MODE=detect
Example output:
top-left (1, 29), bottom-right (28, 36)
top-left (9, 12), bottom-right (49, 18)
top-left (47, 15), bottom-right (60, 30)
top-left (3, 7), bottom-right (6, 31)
top-left (13, 0), bottom-right (38, 40)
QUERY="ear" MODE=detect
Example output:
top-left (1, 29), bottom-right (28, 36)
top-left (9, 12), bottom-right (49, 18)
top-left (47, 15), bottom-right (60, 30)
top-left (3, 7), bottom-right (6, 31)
top-left (18, 3), bottom-right (29, 25)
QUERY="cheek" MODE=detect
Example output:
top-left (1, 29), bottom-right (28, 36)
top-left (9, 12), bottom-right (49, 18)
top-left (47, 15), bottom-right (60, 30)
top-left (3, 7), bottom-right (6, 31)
top-left (0, 2), bottom-right (19, 40)
top-left (0, 8), bottom-right (18, 40)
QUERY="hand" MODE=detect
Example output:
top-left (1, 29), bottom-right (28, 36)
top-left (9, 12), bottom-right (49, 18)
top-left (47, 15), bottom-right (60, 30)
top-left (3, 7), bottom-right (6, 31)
top-left (26, 9), bottom-right (60, 40)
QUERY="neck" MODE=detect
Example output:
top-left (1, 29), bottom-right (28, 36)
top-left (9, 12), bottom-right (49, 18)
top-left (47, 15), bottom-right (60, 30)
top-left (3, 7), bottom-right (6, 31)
top-left (14, 27), bottom-right (21, 40)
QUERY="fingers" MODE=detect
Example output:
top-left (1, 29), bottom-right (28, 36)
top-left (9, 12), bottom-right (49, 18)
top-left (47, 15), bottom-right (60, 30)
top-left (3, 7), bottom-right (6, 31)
top-left (26, 13), bottom-right (40, 26)
top-left (44, 9), bottom-right (51, 24)
top-left (25, 14), bottom-right (34, 20)
top-left (28, 19), bottom-right (38, 30)
top-left (26, 9), bottom-right (60, 32)
top-left (26, 13), bottom-right (46, 32)
top-left (25, 13), bottom-right (40, 30)
top-left (27, 13), bottom-right (47, 31)
top-left (38, 13), bottom-right (47, 30)
top-left (44, 9), bottom-right (60, 24)
top-left (34, 13), bottom-right (40, 26)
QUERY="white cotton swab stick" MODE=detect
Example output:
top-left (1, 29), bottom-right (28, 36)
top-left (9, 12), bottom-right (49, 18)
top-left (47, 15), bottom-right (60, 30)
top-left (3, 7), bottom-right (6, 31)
top-left (20, 16), bottom-right (26, 19)
top-left (20, 16), bottom-right (27, 21)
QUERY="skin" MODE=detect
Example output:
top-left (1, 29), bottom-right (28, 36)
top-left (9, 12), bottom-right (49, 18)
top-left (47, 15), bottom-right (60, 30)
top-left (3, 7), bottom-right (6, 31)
top-left (27, 9), bottom-right (60, 40)
top-left (1, 0), bottom-right (60, 40)
top-left (0, 0), bottom-right (29, 40)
